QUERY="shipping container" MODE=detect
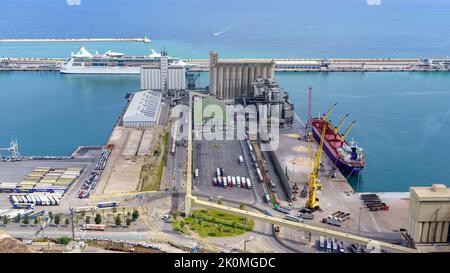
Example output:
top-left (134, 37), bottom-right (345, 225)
top-left (284, 214), bottom-right (302, 222)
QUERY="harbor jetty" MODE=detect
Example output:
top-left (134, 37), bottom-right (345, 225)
top-left (0, 36), bottom-right (151, 43)
top-left (1, 57), bottom-right (449, 72)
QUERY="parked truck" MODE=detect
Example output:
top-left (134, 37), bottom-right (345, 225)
top-left (82, 224), bottom-right (106, 231)
top-left (76, 206), bottom-right (97, 213)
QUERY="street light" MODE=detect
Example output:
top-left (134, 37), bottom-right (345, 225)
top-left (244, 236), bottom-right (254, 252)
top-left (70, 206), bottom-right (75, 241)
top-left (357, 207), bottom-right (363, 236)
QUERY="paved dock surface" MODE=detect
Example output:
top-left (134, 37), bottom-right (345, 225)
top-left (274, 115), bottom-right (410, 238)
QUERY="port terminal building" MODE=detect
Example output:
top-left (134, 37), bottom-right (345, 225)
top-left (122, 90), bottom-right (162, 128)
top-left (409, 184), bottom-right (450, 245)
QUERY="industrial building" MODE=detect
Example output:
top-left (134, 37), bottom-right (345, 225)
top-left (209, 51), bottom-right (275, 101)
top-left (140, 52), bottom-right (186, 97)
top-left (409, 184), bottom-right (450, 245)
top-left (249, 77), bottom-right (295, 128)
top-left (122, 90), bottom-right (162, 128)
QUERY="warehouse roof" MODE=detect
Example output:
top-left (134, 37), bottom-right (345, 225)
top-left (410, 184), bottom-right (450, 201)
top-left (122, 90), bottom-right (162, 123)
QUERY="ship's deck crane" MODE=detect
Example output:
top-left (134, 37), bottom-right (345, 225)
top-left (341, 120), bottom-right (356, 144)
top-left (306, 120), bottom-right (328, 211)
top-left (323, 102), bottom-right (337, 122)
top-left (334, 113), bottom-right (349, 134)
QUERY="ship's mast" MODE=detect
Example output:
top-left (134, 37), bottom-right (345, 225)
top-left (307, 85), bottom-right (312, 129)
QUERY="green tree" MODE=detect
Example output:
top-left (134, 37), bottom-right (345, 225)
top-left (23, 215), bottom-right (30, 225)
top-left (239, 203), bottom-right (245, 210)
top-left (3, 216), bottom-right (9, 225)
top-left (54, 214), bottom-right (61, 225)
top-left (132, 210), bottom-right (139, 221)
top-left (94, 213), bottom-right (102, 224)
top-left (65, 218), bottom-right (70, 225)
top-left (217, 200), bottom-right (222, 205)
top-left (126, 218), bottom-right (132, 226)
top-left (16, 213), bottom-right (21, 223)
top-left (48, 211), bottom-right (53, 221)
top-left (85, 216), bottom-right (91, 224)
top-left (115, 215), bottom-right (122, 226)
top-left (217, 223), bottom-right (222, 235)
top-left (172, 211), bottom-right (179, 219)
top-left (56, 236), bottom-right (71, 245)
top-left (34, 217), bottom-right (39, 225)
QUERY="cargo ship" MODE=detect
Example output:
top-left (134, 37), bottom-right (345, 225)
top-left (311, 116), bottom-right (365, 175)
top-left (60, 46), bottom-right (186, 74)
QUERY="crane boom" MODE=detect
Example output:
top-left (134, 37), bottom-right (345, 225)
top-left (342, 120), bottom-right (356, 144)
top-left (334, 113), bottom-right (349, 134)
top-left (306, 121), bottom-right (328, 210)
top-left (323, 103), bottom-right (337, 122)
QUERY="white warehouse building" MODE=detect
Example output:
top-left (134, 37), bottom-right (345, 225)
top-left (122, 90), bottom-right (162, 128)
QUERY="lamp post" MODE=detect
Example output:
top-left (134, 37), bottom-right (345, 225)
top-left (244, 236), bottom-right (254, 252)
top-left (70, 206), bottom-right (75, 241)
top-left (357, 207), bottom-right (363, 236)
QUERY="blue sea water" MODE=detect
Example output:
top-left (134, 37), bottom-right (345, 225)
top-left (0, 0), bottom-right (449, 191)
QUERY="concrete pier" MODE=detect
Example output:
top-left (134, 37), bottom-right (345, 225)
top-left (1, 57), bottom-right (449, 72)
top-left (0, 37), bottom-right (151, 43)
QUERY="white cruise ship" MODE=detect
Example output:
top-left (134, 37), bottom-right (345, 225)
top-left (60, 46), bottom-right (186, 74)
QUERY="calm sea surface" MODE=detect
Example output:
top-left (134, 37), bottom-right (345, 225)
top-left (0, 0), bottom-right (449, 191)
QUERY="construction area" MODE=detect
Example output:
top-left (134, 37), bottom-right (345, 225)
top-left (93, 90), bottom-right (172, 196)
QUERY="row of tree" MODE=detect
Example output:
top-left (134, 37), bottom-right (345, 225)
top-left (2, 208), bottom-right (140, 227)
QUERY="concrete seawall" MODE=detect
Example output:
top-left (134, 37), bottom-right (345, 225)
top-left (0, 37), bottom-right (150, 43)
top-left (1, 57), bottom-right (448, 72)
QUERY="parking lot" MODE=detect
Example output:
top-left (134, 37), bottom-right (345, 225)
top-left (0, 158), bottom-right (98, 212)
top-left (193, 136), bottom-right (255, 204)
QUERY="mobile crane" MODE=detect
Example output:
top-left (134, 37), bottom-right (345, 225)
top-left (306, 118), bottom-right (328, 211)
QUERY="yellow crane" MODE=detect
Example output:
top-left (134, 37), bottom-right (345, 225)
top-left (323, 102), bottom-right (337, 122)
top-left (334, 113), bottom-right (349, 134)
top-left (306, 119), bottom-right (328, 210)
top-left (341, 120), bottom-right (356, 144)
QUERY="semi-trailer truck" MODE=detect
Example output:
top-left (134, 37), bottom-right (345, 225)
top-left (82, 224), bottom-right (106, 231)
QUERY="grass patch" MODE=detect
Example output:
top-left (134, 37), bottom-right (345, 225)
top-left (141, 132), bottom-right (169, 191)
top-left (172, 209), bottom-right (254, 237)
